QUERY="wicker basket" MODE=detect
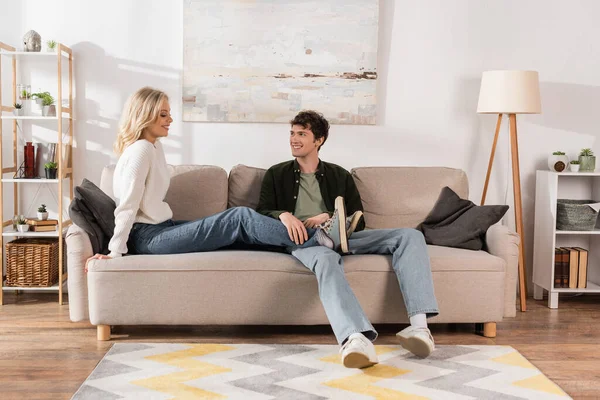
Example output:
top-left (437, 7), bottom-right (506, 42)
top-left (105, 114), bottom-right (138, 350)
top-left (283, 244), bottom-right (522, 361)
top-left (556, 199), bottom-right (600, 231)
top-left (5, 238), bottom-right (59, 287)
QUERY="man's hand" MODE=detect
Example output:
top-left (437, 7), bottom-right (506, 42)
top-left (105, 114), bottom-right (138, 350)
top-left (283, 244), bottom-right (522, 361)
top-left (279, 212), bottom-right (308, 245)
top-left (85, 254), bottom-right (111, 272)
top-left (303, 213), bottom-right (330, 229)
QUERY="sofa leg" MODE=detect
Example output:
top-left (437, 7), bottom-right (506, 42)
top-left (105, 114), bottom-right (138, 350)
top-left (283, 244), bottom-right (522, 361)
top-left (482, 322), bottom-right (496, 338)
top-left (97, 325), bottom-right (111, 341)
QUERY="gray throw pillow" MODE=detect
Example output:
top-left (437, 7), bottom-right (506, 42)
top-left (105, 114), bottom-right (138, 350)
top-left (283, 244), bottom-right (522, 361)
top-left (74, 178), bottom-right (116, 238)
top-left (69, 197), bottom-right (104, 254)
top-left (418, 186), bottom-right (509, 250)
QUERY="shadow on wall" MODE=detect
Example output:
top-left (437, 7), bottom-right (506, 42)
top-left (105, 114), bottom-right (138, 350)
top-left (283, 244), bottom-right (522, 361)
top-left (534, 81), bottom-right (600, 141)
top-left (70, 41), bottom-right (186, 185)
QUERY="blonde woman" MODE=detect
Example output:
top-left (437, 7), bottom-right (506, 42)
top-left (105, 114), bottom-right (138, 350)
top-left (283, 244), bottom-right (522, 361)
top-left (86, 87), bottom-right (347, 265)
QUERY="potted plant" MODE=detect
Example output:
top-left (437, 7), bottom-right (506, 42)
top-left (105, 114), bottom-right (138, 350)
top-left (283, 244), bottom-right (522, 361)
top-left (569, 160), bottom-right (580, 172)
top-left (13, 102), bottom-right (24, 116)
top-left (37, 204), bottom-right (48, 220)
top-left (31, 91), bottom-right (49, 114)
top-left (15, 215), bottom-right (29, 232)
top-left (548, 151), bottom-right (569, 172)
top-left (579, 148), bottom-right (596, 172)
top-left (41, 93), bottom-right (56, 117)
top-left (46, 40), bottom-right (57, 52)
top-left (44, 162), bottom-right (57, 179)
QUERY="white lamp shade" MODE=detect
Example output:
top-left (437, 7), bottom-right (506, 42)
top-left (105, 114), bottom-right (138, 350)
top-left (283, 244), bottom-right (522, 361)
top-left (477, 70), bottom-right (541, 114)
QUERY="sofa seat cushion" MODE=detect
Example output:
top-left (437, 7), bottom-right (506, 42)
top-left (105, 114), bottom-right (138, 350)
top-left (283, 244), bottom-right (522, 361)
top-left (86, 247), bottom-right (506, 326)
top-left (87, 246), bottom-right (504, 274)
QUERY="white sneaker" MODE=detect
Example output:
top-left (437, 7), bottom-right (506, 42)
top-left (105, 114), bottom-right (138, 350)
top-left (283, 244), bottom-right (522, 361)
top-left (340, 333), bottom-right (378, 368)
top-left (396, 326), bottom-right (435, 358)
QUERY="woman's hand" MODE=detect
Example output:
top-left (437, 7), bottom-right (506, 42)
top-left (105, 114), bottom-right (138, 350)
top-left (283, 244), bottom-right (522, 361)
top-left (303, 213), bottom-right (330, 229)
top-left (85, 254), bottom-right (111, 272)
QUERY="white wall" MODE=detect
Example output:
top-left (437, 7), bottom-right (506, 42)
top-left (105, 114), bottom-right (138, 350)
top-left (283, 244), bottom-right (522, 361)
top-left (9, 0), bottom-right (600, 293)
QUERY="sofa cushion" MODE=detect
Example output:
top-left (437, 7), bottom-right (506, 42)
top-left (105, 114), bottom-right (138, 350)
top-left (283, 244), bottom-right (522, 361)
top-left (88, 245), bottom-right (504, 274)
top-left (87, 246), bottom-right (506, 326)
top-left (228, 164), bottom-right (267, 209)
top-left (100, 164), bottom-right (228, 221)
top-left (351, 167), bottom-right (469, 229)
top-left (165, 165), bottom-right (228, 220)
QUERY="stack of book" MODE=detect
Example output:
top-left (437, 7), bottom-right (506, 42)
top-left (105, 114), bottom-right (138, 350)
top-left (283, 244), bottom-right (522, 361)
top-left (554, 247), bottom-right (588, 288)
top-left (26, 218), bottom-right (58, 232)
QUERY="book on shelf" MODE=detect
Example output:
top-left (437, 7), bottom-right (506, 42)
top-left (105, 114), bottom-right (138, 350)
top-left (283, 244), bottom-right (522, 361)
top-left (554, 247), bottom-right (570, 288)
top-left (26, 218), bottom-right (58, 226)
top-left (572, 247), bottom-right (589, 288)
top-left (561, 248), bottom-right (569, 288)
top-left (564, 247), bottom-right (580, 289)
top-left (554, 247), bottom-right (589, 289)
top-left (31, 225), bottom-right (57, 232)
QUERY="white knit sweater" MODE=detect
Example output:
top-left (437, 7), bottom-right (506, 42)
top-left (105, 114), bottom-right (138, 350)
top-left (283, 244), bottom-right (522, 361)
top-left (108, 139), bottom-right (173, 258)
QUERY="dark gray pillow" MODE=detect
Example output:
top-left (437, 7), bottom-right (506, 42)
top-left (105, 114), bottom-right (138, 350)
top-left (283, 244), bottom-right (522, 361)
top-left (69, 197), bottom-right (104, 254)
top-left (74, 179), bottom-right (116, 238)
top-left (418, 186), bottom-right (509, 250)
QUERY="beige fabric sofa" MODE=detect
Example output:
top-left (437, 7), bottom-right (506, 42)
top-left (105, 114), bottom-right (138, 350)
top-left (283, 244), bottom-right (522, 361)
top-left (66, 165), bottom-right (519, 341)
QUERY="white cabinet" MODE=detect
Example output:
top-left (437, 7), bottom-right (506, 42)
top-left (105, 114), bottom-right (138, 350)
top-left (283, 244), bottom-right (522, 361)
top-left (533, 171), bottom-right (600, 308)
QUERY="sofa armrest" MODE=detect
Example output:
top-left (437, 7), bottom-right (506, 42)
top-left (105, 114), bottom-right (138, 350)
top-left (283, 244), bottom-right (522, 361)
top-left (484, 223), bottom-right (520, 318)
top-left (66, 224), bottom-right (93, 322)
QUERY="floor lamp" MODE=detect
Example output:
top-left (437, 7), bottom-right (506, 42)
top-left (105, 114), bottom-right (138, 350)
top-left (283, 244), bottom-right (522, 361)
top-left (477, 70), bottom-right (542, 312)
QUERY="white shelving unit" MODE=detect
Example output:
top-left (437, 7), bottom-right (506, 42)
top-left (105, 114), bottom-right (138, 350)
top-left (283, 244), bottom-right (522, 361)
top-left (0, 42), bottom-right (74, 305)
top-left (533, 170), bottom-right (600, 308)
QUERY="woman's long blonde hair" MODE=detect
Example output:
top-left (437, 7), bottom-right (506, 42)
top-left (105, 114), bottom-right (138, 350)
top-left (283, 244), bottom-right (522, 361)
top-left (114, 87), bottom-right (169, 155)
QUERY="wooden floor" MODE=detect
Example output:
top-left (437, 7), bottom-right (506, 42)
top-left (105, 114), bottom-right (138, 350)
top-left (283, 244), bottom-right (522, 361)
top-left (1, 293), bottom-right (599, 400)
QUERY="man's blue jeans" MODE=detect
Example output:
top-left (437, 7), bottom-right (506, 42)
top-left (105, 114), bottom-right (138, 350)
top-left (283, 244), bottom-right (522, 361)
top-left (291, 228), bottom-right (439, 344)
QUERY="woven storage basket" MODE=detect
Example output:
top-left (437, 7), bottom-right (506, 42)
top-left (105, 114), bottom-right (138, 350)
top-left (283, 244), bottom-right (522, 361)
top-left (556, 199), bottom-right (600, 231)
top-left (5, 238), bottom-right (59, 287)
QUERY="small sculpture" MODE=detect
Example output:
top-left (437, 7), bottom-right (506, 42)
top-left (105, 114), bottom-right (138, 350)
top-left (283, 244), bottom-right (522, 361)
top-left (23, 30), bottom-right (42, 52)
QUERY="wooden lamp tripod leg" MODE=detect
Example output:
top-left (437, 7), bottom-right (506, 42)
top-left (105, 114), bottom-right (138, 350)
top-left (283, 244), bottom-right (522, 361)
top-left (509, 114), bottom-right (528, 312)
top-left (481, 114), bottom-right (503, 205)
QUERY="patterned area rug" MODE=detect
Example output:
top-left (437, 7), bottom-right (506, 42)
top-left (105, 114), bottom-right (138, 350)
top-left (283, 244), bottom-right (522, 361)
top-left (72, 343), bottom-right (570, 399)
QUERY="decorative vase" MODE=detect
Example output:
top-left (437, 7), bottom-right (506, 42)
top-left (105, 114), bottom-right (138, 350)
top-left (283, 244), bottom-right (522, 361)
top-left (13, 109), bottom-right (24, 116)
top-left (570, 163), bottom-right (581, 172)
top-left (45, 168), bottom-right (57, 179)
top-left (548, 154), bottom-right (569, 172)
top-left (23, 30), bottom-right (41, 52)
top-left (37, 211), bottom-right (48, 220)
top-left (24, 142), bottom-right (35, 178)
top-left (17, 224), bottom-right (29, 233)
top-left (579, 156), bottom-right (596, 172)
top-left (42, 105), bottom-right (56, 117)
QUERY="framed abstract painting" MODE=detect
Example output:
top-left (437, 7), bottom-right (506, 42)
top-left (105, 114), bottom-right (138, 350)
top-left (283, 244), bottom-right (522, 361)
top-left (183, 0), bottom-right (379, 124)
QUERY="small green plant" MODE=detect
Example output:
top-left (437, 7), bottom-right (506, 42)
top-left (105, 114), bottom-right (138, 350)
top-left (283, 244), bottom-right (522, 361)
top-left (13, 102), bottom-right (22, 109)
top-left (32, 91), bottom-right (50, 99)
top-left (580, 148), bottom-right (594, 157)
top-left (20, 90), bottom-right (31, 99)
top-left (16, 215), bottom-right (27, 225)
top-left (41, 93), bottom-right (55, 106)
top-left (552, 151), bottom-right (566, 156)
top-left (46, 40), bottom-right (57, 50)
top-left (38, 204), bottom-right (47, 213)
top-left (44, 162), bottom-right (57, 170)
top-left (570, 160), bottom-right (580, 164)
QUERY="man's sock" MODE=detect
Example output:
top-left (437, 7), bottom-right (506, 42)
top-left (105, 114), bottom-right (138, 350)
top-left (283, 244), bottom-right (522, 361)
top-left (409, 313), bottom-right (428, 329)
